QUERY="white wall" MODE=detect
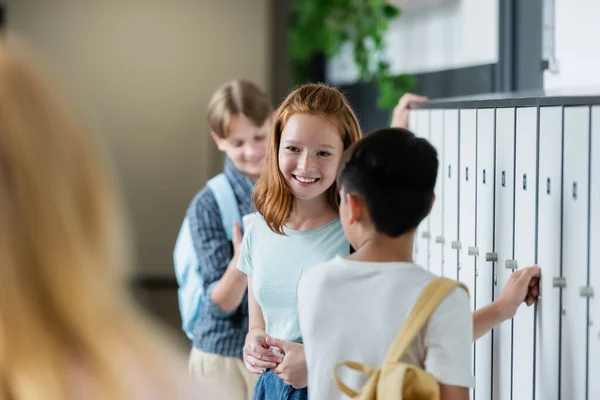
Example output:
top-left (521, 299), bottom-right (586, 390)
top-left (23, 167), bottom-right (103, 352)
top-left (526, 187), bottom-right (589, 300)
top-left (326, 0), bottom-right (499, 85)
top-left (4, 0), bottom-right (272, 278)
top-left (544, 0), bottom-right (600, 90)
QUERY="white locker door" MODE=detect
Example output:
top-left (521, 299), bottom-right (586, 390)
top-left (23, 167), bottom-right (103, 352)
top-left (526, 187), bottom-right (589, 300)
top-left (534, 107), bottom-right (562, 400)
top-left (493, 108), bottom-right (516, 400)
top-left (410, 111), bottom-right (421, 265)
top-left (443, 110), bottom-right (460, 280)
top-left (475, 108), bottom-right (495, 400)
top-left (588, 106), bottom-right (600, 400)
top-left (512, 107), bottom-right (538, 400)
top-left (415, 110), bottom-right (431, 270)
top-left (561, 106), bottom-right (590, 400)
top-left (459, 109), bottom-right (477, 312)
top-left (459, 110), bottom-right (477, 400)
top-left (429, 110), bottom-right (445, 276)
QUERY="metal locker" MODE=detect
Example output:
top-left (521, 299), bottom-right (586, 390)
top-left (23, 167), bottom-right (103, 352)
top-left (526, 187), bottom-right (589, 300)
top-left (429, 110), bottom-right (445, 276)
top-left (459, 109), bottom-right (477, 313)
top-left (411, 110), bottom-right (422, 266)
top-left (443, 109), bottom-right (460, 280)
top-left (561, 106), bottom-right (590, 400)
top-left (534, 107), bottom-right (562, 400)
top-left (493, 107), bottom-right (516, 400)
top-left (588, 106), bottom-right (600, 400)
top-left (512, 107), bottom-right (538, 400)
top-left (415, 110), bottom-right (431, 270)
top-left (475, 108), bottom-right (495, 400)
top-left (459, 110), bottom-right (477, 400)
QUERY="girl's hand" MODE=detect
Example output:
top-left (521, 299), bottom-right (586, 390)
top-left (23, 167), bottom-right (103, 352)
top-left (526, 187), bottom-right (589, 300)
top-left (266, 337), bottom-right (308, 389)
top-left (243, 329), bottom-right (284, 374)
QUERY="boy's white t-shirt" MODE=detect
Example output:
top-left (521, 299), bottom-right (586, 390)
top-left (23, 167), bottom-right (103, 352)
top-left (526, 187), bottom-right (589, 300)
top-left (298, 256), bottom-right (475, 399)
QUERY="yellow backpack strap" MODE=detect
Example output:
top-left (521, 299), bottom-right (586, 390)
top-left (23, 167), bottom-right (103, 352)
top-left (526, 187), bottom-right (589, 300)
top-left (383, 277), bottom-right (469, 364)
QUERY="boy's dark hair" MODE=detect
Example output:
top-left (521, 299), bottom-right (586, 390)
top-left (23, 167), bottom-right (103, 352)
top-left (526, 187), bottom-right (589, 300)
top-left (337, 127), bottom-right (438, 237)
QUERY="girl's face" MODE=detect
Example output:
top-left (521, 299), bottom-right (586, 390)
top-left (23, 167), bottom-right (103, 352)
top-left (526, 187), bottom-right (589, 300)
top-left (278, 113), bottom-right (344, 203)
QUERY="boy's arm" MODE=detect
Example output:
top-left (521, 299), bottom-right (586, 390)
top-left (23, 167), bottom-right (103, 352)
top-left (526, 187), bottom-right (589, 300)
top-left (209, 221), bottom-right (248, 313)
top-left (189, 194), bottom-right (247, 317)
top-left (439, 384), bottom-right (470, 400)
top-left (473, 265), bottom-right (541, 340)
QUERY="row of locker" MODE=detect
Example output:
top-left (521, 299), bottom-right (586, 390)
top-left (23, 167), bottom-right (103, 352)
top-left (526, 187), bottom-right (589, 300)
top-left (409, 106), bottom-right (599, 400)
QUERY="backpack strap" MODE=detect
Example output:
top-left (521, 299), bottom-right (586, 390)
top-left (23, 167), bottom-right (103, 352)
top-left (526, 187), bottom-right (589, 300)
top-left (383, 277), bottom-right (469, 364)
top-left (333, 277), bottom-right (468, 397)
top-left (206, 173), bottom-right (242, 240)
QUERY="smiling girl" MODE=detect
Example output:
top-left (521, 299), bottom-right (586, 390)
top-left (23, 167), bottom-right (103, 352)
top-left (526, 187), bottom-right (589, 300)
top-left (237, 83), bottom-right (362, 399)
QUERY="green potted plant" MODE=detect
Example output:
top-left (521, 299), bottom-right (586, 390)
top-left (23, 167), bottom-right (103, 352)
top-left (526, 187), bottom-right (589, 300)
top-left (289, 0), bottom-right (417, 110)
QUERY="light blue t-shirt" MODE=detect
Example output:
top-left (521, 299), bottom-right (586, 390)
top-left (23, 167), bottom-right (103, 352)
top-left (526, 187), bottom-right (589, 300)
top-left (237, 213), bottom-right (349, 343)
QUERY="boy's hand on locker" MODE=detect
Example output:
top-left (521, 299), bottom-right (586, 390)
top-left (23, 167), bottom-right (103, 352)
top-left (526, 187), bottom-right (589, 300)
top-left (243, 329), bottom-right (284, 374)
top-left (390, 93), bottom-right (429, 129)
top-left (266, 337), bottom-right (308, 389)
top-left (497, 265), bottom-right (541, 320)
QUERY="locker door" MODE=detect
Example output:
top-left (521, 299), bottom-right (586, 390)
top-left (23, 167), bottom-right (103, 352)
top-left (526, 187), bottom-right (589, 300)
top-left (410, 111), bottom-right (421, 265)
top-left (443, 110), bottom-right (460, 280)
top-left (475, 108), bottom-right (495, 400)
top-left (459, 109), bottom-right (477, 312)
top-left (459, 110), bottom-right (477, 400)
top-left (561, 106), bottom-right (590, 400)
top-left (415, 110), bottom-right (431, 269)
top-left (512, 107), bottom-right (538, 400)
top-left (588, 106), bottom-right (600, 400)
top-left (429, 110), bottom-right (445, 276)
top-left (534, 107), bottom-right (562, 400)
top-left (492, 107), bottom-right (515, 400)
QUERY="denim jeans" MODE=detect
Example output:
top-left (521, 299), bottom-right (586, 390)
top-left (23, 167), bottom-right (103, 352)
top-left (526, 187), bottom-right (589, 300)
top-left (253, 370), bottom-right (308, 400)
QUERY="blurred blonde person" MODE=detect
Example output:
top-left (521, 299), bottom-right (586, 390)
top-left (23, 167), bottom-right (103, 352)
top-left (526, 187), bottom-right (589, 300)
top-left (0, 42), bottom-right (198, 399)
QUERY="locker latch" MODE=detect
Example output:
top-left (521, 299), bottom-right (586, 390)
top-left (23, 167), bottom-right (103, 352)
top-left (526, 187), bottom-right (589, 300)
top-left (468, 247), bottom-right (479, 256)
top-left (435, 236), bottom-right (445, 244)
top-left (451, 241), bottom-right (462, 250)
top-left (422, 231), bottom-right (431, 239)
top-left (580, 286), bottom-right (594, 298)
top-left (553, 277), bottom-right (566, 288)
top-left (505, 259), bottom-right (518, 270)
top-left (486, 252), bottom-right (498, 262)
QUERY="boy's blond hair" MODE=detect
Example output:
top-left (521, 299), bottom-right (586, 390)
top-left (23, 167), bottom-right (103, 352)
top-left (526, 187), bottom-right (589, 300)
top-left (207, 79), bottom-right (272, 138)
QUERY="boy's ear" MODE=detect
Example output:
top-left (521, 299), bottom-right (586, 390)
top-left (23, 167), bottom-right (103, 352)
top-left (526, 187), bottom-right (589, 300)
top-left (427, 193), bottom-right (436, 215)
top-left (210, 131), bottom-right (226, 152)
top-left (347, 192), bottom-right (365, 224)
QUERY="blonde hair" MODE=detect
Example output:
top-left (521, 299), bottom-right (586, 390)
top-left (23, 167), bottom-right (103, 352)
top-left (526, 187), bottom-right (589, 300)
top-left (253, 83), bottom-right (363, 234)
top-left (207, 79), bottom-right (272, 138)
top-left (0, 44), bottom-right (187, 399)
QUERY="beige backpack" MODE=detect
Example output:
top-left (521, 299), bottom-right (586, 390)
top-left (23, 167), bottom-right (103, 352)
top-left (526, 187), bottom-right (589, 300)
top-left (333, 277), bottom-right (468, 399)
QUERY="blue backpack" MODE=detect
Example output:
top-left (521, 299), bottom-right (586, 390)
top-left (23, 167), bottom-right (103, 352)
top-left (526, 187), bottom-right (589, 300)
top-left (174, 173), bottom-right (242, 340)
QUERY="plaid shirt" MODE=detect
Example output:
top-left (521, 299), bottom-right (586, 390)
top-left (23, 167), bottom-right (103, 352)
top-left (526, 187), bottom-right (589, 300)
top-left (187, 158), bottom-right (254, 358)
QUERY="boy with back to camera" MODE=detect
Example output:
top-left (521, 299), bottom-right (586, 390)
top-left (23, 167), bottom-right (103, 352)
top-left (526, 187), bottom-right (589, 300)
top-left (298, 128), bottom-right (474, 399)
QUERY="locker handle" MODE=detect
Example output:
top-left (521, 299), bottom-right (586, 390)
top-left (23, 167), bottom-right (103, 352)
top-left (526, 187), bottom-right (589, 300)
top-left (580, 286), bottom-right (594, 297)
top-left (468, 247), bottom-right (479, 256)
top-left (451, 241), bottom-right (462, 250)
top-left (421, 231), bottom-right (431, 239)
top-left (573, 182), bottom-right (578, 200)
top-left (482, 169), bottom-right (486, 184)
top-left (553, 277), bottom-right (566, 288)
top-left (505, 259), bottom-right (518, 270)
top-left (523, 174), bottom-right (527, 191)
top-left (435, 236), bottom-right (445, 244)
top-left (465, 167), bottom-right (469, 182)
top-left (486, 252), bottom-right (498, 262)
top-left (502, 171), bottom-right (506, 187)
top-left (547, 177), bottom-right (551, 195)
